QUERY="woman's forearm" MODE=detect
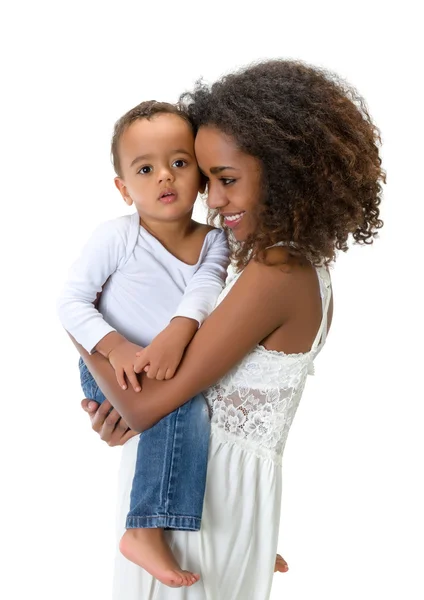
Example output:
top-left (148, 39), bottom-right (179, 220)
top-left (72, 338), bottom-right (151, 430)
top-left (71, 259), bottom-right (293, 432)
top-left (70, 324), bottom-right (244, 432)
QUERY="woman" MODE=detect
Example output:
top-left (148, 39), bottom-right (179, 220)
top-left (76, 59), bottom-right (384, 599)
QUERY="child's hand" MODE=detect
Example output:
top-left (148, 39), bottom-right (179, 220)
top-left (134, 318), bottom-right (198, 380)
top-left (134, 337), bottom-right (185, 381)
top-left (108, 340), bottom-right (143, 392)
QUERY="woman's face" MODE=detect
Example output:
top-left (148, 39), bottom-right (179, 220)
top-left (194, 126), bottom-right (262, 241)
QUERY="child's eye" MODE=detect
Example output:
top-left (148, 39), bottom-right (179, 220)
top-left (221, 178), bottom-right (235, 186)
top-left (172, 159), bottom-right (187, 168)
top-left (138, 166), bottom-right (152, 175)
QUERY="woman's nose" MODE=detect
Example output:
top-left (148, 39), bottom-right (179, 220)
top-left (206, 181), bottom-right (227, 210)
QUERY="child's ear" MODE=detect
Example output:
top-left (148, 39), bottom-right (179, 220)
top-left (114, 177), bottom-right (133, 206)
top-left (199, 173), bottom-right (208, 194)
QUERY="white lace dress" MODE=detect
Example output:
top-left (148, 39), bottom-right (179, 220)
top-left (113, 265), bottom-right (332, 600)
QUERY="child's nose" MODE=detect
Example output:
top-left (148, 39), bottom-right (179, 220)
top-left (158, 167), bottom-right (174, 183)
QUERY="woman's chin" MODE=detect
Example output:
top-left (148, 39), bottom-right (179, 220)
top-left (232, 228), bottom-right (250, 243)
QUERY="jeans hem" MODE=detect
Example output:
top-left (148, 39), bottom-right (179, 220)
top-left (126, 515), bottom-right (201, 531)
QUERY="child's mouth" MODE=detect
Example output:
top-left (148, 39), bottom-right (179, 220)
top-left (158, 189), bottom-right (178, 204)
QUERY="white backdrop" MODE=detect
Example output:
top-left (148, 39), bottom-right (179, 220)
top-left (1, 1), bottom-right (423, 599)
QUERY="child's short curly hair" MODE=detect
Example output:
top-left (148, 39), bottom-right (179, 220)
top-left (180, 60), bottom-right (385, 266)
top-left (111, 100), bottom-right (195, 178)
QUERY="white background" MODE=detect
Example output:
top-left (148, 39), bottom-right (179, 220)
top-left (1, 1), bottom-right (423, 599)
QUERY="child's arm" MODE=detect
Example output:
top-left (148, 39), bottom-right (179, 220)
top-left (135, 229), bottom-right (230, 379)
top-left (173, 228), bottom-right (230, 325)
top-left (57, 218), bottom-right (142, 392)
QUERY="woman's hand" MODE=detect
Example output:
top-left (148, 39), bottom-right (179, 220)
top-left (81, 399), bottom-right (139, 446)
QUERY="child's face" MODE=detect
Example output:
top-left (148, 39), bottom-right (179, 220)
top-left (195, 126), bottom-right (262, 242)
top-left (115, 114), bottom-right (201, 223)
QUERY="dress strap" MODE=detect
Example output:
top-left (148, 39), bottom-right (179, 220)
top-left (266, 241), bottom-right (288, 249)
top-left (310, 266), bottom-right (332, 353)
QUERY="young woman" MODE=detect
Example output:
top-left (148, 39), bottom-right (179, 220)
top-left (75, 59), bottom-right (384, 599)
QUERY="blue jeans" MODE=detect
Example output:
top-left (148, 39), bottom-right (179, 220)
top-left (79, 358), bottom-right (210, 530)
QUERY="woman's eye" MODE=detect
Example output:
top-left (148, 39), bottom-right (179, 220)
top-left (173, 159), bottom-right (187, 168)
top-left (138, 166), bottom-right (152, 175)
top-left (221, 178), bottom-right (235, 186)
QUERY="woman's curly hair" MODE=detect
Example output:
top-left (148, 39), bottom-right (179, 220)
top-left (180, 60), bottom-right (385, 267)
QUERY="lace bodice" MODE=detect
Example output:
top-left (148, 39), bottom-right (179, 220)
top-left (204, 265), bottom-right (331, 464)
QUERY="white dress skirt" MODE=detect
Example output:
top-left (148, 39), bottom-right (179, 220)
top-left (112, 266), bottom-right (331, 600)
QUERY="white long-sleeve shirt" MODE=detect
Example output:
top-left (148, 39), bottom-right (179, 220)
top-left (57, 212), bottom-right (230, 352)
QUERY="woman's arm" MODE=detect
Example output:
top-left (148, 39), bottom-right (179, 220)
top-left (72, 258), bottom-right (294, 432)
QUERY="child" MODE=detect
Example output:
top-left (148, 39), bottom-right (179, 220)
top-left (57, 100), bottom-right (230, 588)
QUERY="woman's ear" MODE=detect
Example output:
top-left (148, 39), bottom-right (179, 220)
top-left (115, 177), bottom-right (133, 206)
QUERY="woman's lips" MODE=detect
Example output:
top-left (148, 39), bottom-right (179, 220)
top-left (222, 212), bottom-right (245, 229)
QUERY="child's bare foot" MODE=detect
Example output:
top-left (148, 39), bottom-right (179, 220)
top-left (274, 554), bottom-right (289, 573)
top-left (120, 528), bottom-right (200, 587)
